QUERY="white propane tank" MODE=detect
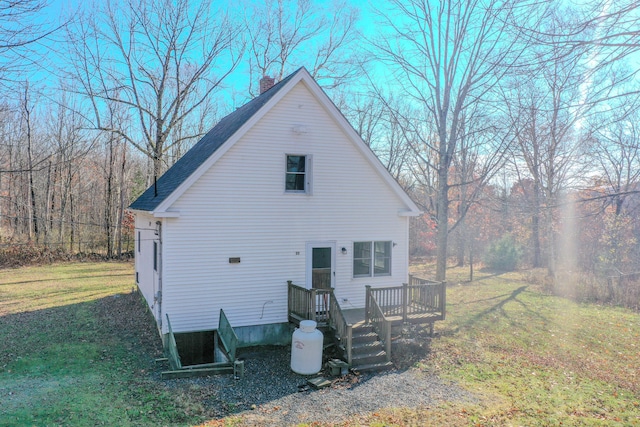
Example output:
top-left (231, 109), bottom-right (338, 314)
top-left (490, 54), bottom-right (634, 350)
top-left (290, 320), bottom-right (323, 375)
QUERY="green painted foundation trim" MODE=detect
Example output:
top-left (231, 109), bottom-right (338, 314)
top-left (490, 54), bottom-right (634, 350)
top-left (235, 322), bottom-right (294, 347)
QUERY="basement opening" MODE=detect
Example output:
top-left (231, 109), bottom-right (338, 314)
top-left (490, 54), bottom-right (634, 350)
top-left (173, 331), bottom-right (215, 366)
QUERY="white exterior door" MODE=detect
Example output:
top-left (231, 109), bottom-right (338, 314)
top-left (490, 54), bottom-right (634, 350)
top-left (306, 241), bottom-right (336, 290)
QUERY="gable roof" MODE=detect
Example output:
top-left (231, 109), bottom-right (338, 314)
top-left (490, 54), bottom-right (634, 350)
top-left (129, 69), bottom-right (300, 212)
top-left (130, 67), bottom-right (421, 216)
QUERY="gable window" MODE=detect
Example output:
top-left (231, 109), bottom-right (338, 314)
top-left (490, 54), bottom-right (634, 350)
top-left (353, 241), bottom-right (391, 277)
top-left (285, 155), bottom-right (306, 192)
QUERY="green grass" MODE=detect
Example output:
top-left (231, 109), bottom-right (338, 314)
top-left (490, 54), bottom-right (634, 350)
top-left (2, 262), bottom-right (640, 426)
top-left (0, 262), bottom-right (134, 314)
top-left (0, 262), bottom-right (197, 427)
top-left (400, 265), bottom-right (640, 426)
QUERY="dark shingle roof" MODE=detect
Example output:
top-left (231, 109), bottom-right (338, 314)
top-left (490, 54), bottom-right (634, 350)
top-left (130, 68), bottom-right (302, 212)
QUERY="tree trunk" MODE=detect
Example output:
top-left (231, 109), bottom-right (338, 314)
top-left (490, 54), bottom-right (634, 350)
top-left (435, 170), bottom-right (449, 282)
top-left (531, 180), bottom-right (541, 268)
top-left (105, 139), bottom-right (114, 258)
top-left (531, 213), bottom-right (541, 268)
top-left (469, 236), bottom-right (474, 282)
top-left (24, 84), bottom-right (39, 243)
top-left (69, 193), bottom-right (75, 253)
top-left (456, 219), bottom-right (465, 267)
top-left (116, 144), bottom-right (127, 258)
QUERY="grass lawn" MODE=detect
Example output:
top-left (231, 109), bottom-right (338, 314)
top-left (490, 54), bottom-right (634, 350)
top-left (1, 262), bottom-right (639, 426)
top-left (0, 262), bottom-right (198, 427)
top-left (351, 265), bottom-right (640, 427)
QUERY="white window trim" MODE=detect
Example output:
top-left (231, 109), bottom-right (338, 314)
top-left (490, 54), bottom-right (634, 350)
top-left (284, 153), bottom-right (312, 195)
top-left (353, 241), bottom-right (392, 278)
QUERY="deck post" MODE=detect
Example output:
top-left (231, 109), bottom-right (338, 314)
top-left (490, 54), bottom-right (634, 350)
top-left (346, 324), bottom-right (353, 365)
top-left (385, 323), bottom-right (391, 362)
top-left (310, 288), bottom-right (317, 321)
top-left (365, 285), bottom-right (371, 324)
top-left (287, 281), bottom-right (292, 317)
top-left (402, 282), bottom-right (408, 323)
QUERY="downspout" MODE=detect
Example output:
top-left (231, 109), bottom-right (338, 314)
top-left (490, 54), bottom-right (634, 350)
top-left (156, 220), bottom-right (163, 330)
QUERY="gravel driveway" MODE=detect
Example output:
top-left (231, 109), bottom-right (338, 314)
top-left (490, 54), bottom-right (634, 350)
top-left (166, 346), bottom-right (477, 426)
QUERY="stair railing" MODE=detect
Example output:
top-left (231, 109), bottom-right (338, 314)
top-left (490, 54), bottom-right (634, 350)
top-left (365, 286), bottom-right (391, 362)
top-left (329, 292), bottom-right (353, 365)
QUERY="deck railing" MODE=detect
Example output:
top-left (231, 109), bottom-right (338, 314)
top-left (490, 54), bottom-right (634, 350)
top-left (366, 291), bottom-right (391, 362)
top-left (288, 276), bottom-right (445, 367)
top-left (328, 291), bottom-right (353, 365)
top-left (287, 281), bottom-right (353, 363)
top-left (407, 274), bottom-right (446, 320)
top-left (365, 275), bottom-right (446, 323)
top-left (287, 281), bottom-right (331, 325)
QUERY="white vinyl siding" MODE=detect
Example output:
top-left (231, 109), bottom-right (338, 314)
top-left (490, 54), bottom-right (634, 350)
top-left (155, 82), bottom-right (411, 334)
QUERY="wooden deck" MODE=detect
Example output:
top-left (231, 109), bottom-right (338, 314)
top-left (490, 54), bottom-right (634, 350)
top-left (342, 307), bottom-right (442, 326)
top-left (287, 277), bottom-right (445, 367)
top-left (289, 277), bottom-right (446, 328)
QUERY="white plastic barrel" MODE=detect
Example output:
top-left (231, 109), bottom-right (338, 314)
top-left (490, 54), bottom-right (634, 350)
top-left (290, 320), bottom-right (323, 375)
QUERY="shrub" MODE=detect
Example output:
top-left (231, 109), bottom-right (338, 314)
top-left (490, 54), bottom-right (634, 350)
top-left (484, 234), bottom-right (522, 271)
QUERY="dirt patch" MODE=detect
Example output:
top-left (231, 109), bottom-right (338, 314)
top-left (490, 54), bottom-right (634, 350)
top-left (391, 324), bottom-right (433, 369)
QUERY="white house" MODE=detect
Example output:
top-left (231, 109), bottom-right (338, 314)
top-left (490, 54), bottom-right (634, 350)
top-left (130, 67), bottom-right (422, 347)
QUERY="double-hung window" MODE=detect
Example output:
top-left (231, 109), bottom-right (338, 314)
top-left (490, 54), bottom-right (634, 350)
top-left (285, 155), bottom-right (307, 192)
top-left (353, 241), bottom-right (391, 277)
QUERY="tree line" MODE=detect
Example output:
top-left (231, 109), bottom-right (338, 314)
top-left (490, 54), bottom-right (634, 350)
top-left (0, 0), bottom-right (639, 294)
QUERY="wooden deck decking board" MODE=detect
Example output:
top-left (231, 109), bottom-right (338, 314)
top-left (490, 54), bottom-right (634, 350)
top-left (341, 307), bottom-right (443, 326)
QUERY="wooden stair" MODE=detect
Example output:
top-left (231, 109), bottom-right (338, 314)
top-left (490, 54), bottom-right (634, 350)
top-left (346, 324), bottom-right (393, 372)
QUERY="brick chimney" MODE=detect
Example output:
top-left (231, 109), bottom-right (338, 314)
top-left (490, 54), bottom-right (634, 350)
top-left (259, 75), bottom-right (275, 94)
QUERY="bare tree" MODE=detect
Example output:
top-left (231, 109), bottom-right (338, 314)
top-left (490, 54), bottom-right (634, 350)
top-left (64, 0), bottom-right (243, 180)
top-left (587, 98), bottom-right (640, 215)
top-left (501, 5), bottom-right (636, 276)
top-left (45, 92), bottom-right (91, 249)
top-left (0, 0), bottom-right (63, 85)
top-left (21, 82), bottom-right (39, 241)
top-left (370, 0), bottom-right (537, 281)
top-left (530, 0), bottom-right (640, 68)
top-left (242, 0), bottom-right (360, 95)
top-left (341, 93), bottom-right (414, 181)
top-left (449, 109), bottom-right (511, 267)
